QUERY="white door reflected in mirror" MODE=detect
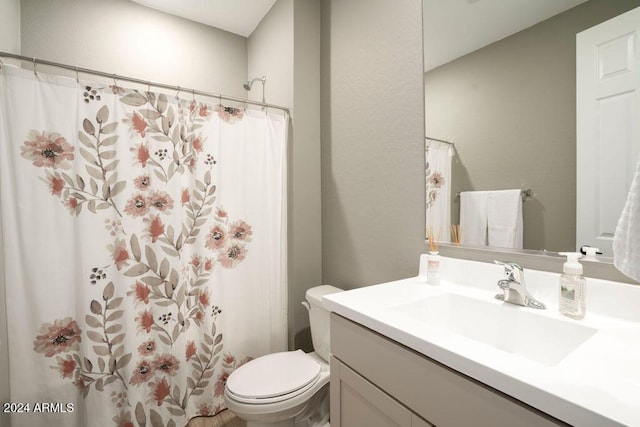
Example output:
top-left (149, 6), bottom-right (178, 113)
top-left (576, 6), bottom-right (640, 256)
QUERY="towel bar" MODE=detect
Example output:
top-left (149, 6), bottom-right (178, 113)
top-left (454, 189), bottom-right (532, 201)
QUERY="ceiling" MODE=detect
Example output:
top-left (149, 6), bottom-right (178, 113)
top-left (130, 0), bottom-right (589, 71)
top-left (423, 0), bottom-right (589, 71)
top-left (130, 0), bottom-right (276, 37)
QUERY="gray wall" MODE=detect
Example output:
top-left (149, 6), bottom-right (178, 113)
top-left (248, 0), bottom-right (293, 109)
top-left (20, 0), bottom-right (247, 97)
top-left (248, 0), bottom-right (323, 351)
top-left (321, 0), bottom-right (425, 289)
top-left (425, 0), bottom-right (640, 252)
top-left (0, 0), bottom-right (20, 54)
top-left (291, 0), bottom-right (322, 350)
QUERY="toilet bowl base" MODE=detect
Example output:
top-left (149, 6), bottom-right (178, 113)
top-left (237, 383), bottom-right (329, 427)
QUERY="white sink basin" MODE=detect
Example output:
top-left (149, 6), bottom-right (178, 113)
top-left (323, 258), bottom-right (640, 426)
top-left (390, 292), bottom-right (597, 366)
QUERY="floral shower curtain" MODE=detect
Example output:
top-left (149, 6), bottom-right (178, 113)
top-left (425, 138), bottom-right (453, 243)
top-left (0, 65), bottom-right (287, 427)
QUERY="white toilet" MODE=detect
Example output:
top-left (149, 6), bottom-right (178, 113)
top-left (224, 285), bottom-right (342, 427)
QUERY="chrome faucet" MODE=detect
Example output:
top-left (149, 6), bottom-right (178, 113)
top-left (494, 261), bottom-right (546, 309)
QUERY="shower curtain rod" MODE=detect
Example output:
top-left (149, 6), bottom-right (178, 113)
top-left (0, 51), bottom-right (290, 113)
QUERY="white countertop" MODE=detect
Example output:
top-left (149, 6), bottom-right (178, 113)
top-left (323, 257), bottom-right (640, 427)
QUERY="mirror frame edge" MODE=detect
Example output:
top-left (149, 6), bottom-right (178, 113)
top-left (438, 243), bottom-right (638, 285)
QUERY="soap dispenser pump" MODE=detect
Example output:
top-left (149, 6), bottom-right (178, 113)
top-left (558, 252), bottom-right (586, 319)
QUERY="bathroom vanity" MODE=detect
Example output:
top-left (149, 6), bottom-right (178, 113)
top-left (330, 315), bottom-right (564, 426)
top-left (324, 257), bottom-right (640, 426)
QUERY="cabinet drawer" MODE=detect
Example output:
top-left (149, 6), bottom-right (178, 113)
top-left (331, 356), bottom-right (433, 427)
top-left (331, 314), bottom-right (567, 427)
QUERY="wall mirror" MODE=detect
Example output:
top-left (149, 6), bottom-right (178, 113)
top-left (423, 0), bottom-right (640, 259)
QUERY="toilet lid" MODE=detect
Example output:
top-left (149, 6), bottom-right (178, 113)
top-left (226, 350), bottom-right (321, 400)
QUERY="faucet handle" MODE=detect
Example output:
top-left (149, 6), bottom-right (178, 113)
top-left (493, 261), bottom-right (545, 309)
top-left (494, 260), bottom-right (524, 282)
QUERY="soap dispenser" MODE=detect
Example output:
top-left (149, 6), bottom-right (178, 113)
top-left (558, 252), bottom-right (586, 319)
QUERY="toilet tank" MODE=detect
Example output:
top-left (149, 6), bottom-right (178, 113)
top-left (304, 285), bottom-right (342, 362)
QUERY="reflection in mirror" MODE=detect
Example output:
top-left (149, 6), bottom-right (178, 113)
top-left (425, 137), bottom-right (454, 244)
top-left (423, 0), bottom-right (640, 255)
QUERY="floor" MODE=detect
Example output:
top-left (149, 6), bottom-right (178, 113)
top-left (187, 410), bottom-right (246, 427)
top-left (187, 410), bottom-right (330, 427)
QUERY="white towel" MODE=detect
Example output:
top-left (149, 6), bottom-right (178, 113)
top-left (613, 154), bottom-right (640, 281)
top-left (488, 189), bottom-right (523, 249)
top-left (460, 191), bottom-right (489, 246)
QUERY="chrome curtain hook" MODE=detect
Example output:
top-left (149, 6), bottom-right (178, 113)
top-left (32, 57), bottom-right (37, 77)
top-left (112, 74), bottom-right (118, 87)
top-left (175, 86), bottom-right (181, 99)
top-left (75, 66), bottom-right (79, 84)
top-left (192, 89), bottom-right (196, 103)
top-left (147, 81), bottom-right (151, 93)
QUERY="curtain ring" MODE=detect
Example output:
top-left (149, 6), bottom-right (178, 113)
top-left (218, 94), bottom-right (222, 106)
top-left (112, 74), bottom-right (118, 87)
top-left (192, 89), bottom-right (195, 103)
top-left (175, 86), bottom-right (181, 99)
top-left (32, 57), bottom-right (37, 77)
top-left (75, 66), bottom-right (79, 84)
top-left (147, 81), bottom-right (151, 94)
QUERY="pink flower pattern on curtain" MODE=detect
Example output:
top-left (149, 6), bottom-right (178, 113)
top-left (25, 93), bottom-right (252, 425)
top-left (0, 67), bottom-right (287, 427)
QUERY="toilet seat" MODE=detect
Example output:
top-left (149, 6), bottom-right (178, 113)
top-left (225, 350), bottom-right (322, 404)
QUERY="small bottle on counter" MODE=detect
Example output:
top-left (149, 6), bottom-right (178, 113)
top-left (558, 252), bottom-right (586, 319)
top-left (426, 226), bottom-right (442, 285)
top-left (427, 251), bottom-right (441, 285)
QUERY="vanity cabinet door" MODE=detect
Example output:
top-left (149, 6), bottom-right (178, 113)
top-left (331, 313), bottom-right (568, 427)
top-left (330, 356), bottom-right (434, 427)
